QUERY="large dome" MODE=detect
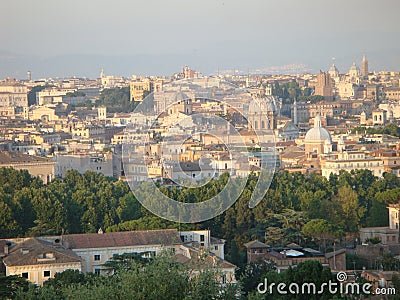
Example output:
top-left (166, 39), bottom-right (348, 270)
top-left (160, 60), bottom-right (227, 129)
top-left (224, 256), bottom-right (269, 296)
top-left (304, 116), bottom-right (332, 142)
top-left (248, 96), bottom-right (276, 113)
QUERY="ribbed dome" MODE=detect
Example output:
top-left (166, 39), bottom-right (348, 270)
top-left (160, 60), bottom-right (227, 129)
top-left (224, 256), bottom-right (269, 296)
top-left (349, 62), bottom-right (360, 72)
top-left (304, 116), bottom-right (332, 142)
top-left (248, 96), bottom-right (275, 113)
top-left (174, 91), bottom-right (188, 102)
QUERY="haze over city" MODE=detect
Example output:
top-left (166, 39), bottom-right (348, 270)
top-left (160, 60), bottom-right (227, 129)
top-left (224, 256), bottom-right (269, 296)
top-left (1, 0), bottom-right (400, 78)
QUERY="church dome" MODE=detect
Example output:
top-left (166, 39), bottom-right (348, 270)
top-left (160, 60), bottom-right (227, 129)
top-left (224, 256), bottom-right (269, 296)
top-left (304, 116), bottom-right (332, 142)
top-left (174, 91), bottom-right (189, 102)
top-left (248, 96), bottom-right (276, 114)
top-left (349, 62), bottom-right (360, 72)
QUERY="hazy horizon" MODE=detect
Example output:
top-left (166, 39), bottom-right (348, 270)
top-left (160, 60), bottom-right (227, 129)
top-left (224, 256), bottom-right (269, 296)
top-left (1, 0), bottom-right (400, 79)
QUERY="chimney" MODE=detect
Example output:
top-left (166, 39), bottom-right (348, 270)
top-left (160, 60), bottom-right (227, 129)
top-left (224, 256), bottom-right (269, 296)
top-left (4, 244), bottom-right (9, 255)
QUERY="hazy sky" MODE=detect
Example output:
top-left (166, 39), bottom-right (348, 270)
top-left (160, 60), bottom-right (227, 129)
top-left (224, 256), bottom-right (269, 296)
top-left (1, 0), bottom-right (399, 78)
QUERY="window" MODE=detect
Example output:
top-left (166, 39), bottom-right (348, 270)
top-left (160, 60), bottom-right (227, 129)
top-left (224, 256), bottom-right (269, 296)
top-left (214, 245), bottom-right (218, 251)
top-left (43, 270), bottom-right (50, 277)
top-left (200, 235), bottom-right (205, 242)
top-left (22, 272), bottom-right (28, 279)
top-left (95, 269), bottom-right (101, 275)
top-left (222, 274), bottom-right (227, 284)
top-left (94, 254), bottom-right (101, 261)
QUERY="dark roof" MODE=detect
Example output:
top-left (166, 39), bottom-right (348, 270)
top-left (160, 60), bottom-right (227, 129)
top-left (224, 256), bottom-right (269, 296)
top-left (325, 249), bottom-right (346, 259)
top-left (210, 237), bottom-right (225, 244)
top-left (0, 240), bottom-right (7, 257)
top-left (3, 238), bottom-right (81, 267)
top-left (244, 240), bottom-right (270, 249)
top-left (0, 151), bottom-right (50, 164)
top-left (179, 161), bottom-right (201, 172)
top-left (61, 229), bottom-right (182, 249)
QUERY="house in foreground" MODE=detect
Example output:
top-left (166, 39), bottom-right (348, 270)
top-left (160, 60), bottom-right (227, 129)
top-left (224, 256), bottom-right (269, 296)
top-left (1, 229), bottom-right (235, 286)
top-left (3, 238), bottom-right (82, 286)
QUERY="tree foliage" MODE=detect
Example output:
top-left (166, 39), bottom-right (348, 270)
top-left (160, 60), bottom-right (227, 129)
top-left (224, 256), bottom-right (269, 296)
top-left (352, 123), bottom-right (400, 138)
top-left (96, 87), bottom-right (136, 113)
top-left (0, 167), bottom-right (399, 261)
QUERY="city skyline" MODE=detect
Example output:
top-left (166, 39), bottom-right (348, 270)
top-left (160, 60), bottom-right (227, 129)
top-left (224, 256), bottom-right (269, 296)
top-left (1, 0), bottom-right (400, 78)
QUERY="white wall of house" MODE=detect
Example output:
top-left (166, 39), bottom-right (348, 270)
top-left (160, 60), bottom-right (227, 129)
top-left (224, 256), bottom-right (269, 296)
top-left (5, 262), bottom-right (81, 286)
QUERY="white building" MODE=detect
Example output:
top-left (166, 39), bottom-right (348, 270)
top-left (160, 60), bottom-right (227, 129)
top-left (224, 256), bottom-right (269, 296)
top-left (53, 152), bottom-right (120, 178)
top-left (0, 83), bottom-right (28, 107)
top-left (36, 88), bottom-right (75, 105)
top-left (321, 150), bottom-right (384, 178)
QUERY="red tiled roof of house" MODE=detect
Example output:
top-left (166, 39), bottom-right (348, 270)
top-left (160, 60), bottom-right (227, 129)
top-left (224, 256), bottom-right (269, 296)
top-left (3, 238), bottom-right (81, 267)
top-left (61, 229), bottom-right (182, 249)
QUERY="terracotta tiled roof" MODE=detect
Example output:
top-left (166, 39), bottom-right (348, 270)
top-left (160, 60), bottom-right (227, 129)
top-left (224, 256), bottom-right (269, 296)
top-left (3, 238), bottom-right (81, 267)
top-left (61, 229), bottom-right (182, 249)
top-left (178, 246), bottom-right (236, 270)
